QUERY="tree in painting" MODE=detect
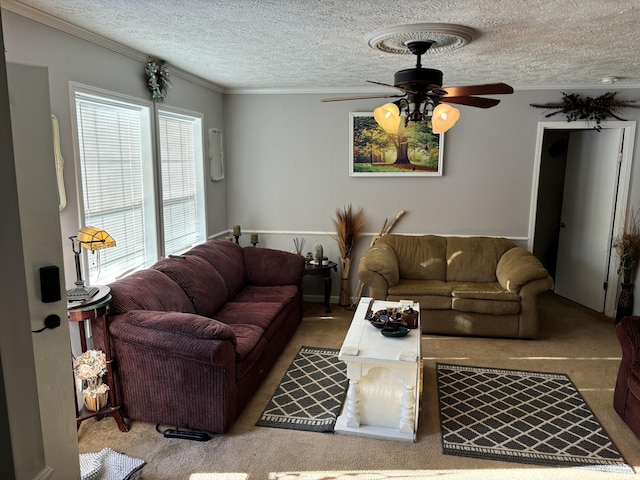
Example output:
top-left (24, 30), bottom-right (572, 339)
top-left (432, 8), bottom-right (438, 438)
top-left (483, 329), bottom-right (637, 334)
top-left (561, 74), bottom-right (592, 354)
top-left (352, 115), bottom-right (440, 174)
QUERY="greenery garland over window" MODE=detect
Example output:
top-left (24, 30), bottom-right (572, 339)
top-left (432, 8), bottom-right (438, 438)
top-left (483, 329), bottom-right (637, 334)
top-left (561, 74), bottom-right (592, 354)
top-left (530, 92), bottom-right (639, 131)
top-left (145, 58), bottom-right (171, 101)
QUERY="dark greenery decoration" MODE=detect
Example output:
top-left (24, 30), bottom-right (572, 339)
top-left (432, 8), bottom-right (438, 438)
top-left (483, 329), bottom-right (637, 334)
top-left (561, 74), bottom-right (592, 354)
top-left (145, 58), bottom-right (171, 101)
top-left (530, 92), bottom-right (640, 131)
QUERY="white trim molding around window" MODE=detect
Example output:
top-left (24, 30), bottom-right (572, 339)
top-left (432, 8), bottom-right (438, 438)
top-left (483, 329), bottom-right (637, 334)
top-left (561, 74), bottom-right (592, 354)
top-left (70, 83), bottom-right (207, 285)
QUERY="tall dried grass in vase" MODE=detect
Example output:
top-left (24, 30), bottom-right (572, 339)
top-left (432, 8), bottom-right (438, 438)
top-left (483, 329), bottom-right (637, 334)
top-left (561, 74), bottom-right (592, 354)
top-left (331, 205), bottom-right (365, 305)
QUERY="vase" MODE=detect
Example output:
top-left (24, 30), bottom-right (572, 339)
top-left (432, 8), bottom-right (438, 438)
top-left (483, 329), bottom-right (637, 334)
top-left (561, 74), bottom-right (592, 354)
top-left (339, 256), bottom-right (352, 306)
top-left (83, 391), bottom-right (108, 412)
top-left (615, 283), bottom-right (634, 324)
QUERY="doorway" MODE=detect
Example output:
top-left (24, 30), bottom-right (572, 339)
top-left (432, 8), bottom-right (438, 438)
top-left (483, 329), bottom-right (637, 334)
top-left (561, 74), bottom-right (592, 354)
top-left (529, 121), bottom-right (636, 317)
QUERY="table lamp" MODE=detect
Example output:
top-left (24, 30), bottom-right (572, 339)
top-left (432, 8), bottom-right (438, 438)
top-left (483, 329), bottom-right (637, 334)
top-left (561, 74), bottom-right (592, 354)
top-left (66, 226), bottom-right (116, 301)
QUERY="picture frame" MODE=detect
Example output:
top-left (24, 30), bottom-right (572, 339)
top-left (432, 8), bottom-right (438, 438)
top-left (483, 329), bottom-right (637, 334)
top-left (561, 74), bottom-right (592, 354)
top-left (349, 112), bottom-right (444, 177)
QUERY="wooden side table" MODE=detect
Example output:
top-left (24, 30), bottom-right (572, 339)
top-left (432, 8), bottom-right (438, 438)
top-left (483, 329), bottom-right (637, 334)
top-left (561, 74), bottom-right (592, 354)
top-left (304, 261), bottom-right (337, 313)
top-left (69, 288), bottom-right (128, 432)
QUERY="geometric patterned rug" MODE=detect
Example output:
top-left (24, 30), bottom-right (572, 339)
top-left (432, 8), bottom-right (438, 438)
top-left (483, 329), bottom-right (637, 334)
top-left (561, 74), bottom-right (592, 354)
top-left (256, 346), bottom-right (348, 432)
top-left (437, 363), bottom-right (634, 474)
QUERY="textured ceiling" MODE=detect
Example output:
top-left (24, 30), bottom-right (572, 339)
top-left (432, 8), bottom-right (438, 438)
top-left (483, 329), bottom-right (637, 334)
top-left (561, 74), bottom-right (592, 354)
top-left (6, 0), bottom-right (640, 92)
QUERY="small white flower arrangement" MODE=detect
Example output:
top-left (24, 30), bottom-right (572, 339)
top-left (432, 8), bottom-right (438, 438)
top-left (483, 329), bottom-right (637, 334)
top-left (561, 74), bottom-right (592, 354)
top-left (73, 349), bottom-right (110, 396)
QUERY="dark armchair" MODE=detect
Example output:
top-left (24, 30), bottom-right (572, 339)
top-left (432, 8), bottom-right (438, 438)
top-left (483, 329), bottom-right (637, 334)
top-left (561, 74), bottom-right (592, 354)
top-left (614, 315), bottom-right (640, 440)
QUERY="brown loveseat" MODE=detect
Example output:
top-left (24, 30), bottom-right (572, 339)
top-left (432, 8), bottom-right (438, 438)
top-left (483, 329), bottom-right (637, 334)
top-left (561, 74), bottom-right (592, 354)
top-left (358, 235), bottom-right (553, 338)
top-left (93, 239), bottom-right (305, 434)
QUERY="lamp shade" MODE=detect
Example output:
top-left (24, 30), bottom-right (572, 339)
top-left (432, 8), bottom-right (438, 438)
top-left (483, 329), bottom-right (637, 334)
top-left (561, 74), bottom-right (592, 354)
top-left (77, 226), bottom-right (116, 252)
top-left (374, 103), bottom-right (401, 134)
top-left (432, 103), bottom-right (461, 134)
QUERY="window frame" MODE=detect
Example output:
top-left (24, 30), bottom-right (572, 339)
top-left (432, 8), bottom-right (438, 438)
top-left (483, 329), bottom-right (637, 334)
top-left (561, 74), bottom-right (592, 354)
top-left (69, 82), bottom-right (207, 285)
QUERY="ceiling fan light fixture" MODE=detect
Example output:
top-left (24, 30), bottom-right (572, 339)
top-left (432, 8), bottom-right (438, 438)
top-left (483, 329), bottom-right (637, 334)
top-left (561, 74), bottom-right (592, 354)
top-left (374, 102), bottom-right (401, 134)
top-left (432, 103), bottom-right (460, 134)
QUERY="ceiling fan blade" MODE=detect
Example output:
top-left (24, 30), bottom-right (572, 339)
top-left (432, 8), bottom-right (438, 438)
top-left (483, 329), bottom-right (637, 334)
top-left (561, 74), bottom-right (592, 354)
top-left (441, 83), bottom-right (514, 97)
top-left (366, 80), bottom-right (416, 95)
top-left (321, 93), bottom-right (405, 102)
top-left (440, 96), bottom-right (501, 109)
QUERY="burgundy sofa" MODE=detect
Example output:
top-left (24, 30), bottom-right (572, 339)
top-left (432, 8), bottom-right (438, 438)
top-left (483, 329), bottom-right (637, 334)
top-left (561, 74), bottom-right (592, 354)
top-left (614, 315), bottom-right (640, 440)
top-left (93, 239), bottom-right (305, 434)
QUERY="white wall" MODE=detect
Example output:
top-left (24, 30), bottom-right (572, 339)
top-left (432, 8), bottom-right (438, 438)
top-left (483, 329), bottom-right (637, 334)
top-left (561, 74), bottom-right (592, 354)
top-left (223, 89), bottom-right (640, 300)
top-left (1, 9), bottom-right (227, 293)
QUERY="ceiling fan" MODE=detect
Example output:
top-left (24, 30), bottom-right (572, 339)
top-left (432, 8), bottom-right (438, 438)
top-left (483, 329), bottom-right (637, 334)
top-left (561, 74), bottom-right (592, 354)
top-left (322, 40), bottom-right (514, 134)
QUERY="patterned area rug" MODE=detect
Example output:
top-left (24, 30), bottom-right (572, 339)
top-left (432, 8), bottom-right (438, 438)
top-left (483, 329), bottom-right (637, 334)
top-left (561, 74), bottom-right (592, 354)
top-left (437, 363), bottom-right (634, 474)
top-left (256, 346), bottom-right (348, 432)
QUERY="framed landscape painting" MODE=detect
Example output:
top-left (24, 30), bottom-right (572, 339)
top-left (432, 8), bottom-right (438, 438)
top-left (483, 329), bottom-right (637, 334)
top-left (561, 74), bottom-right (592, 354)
top-left (349, 112), bottom-right (443, 177)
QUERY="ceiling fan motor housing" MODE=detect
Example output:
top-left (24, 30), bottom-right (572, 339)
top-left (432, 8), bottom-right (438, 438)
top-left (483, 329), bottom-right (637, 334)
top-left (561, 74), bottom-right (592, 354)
top-left (394, 67), bottom-right (443, 92)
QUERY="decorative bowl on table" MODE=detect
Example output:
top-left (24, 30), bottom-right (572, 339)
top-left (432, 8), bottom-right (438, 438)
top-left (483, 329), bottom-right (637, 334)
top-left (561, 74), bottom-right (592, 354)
top-left (381, 325), bottom-right (410, 337)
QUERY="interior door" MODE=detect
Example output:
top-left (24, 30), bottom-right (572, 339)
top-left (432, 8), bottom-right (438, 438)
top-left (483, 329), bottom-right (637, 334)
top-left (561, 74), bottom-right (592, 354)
top-left (554, 129), bottom-right (622, 312)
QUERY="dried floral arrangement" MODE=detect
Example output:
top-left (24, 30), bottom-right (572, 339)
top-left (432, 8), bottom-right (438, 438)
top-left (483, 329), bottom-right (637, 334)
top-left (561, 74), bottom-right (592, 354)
top-left (331, 204), bottom-right (365, 305)
top-left (530, 92), bottom-right (640, 131)
top-left (613, 208), bottom-right (640, 284)
top-left (145, 58), bottom-right (171, 100)
top-left (73, 349), bottom-right (109, 396)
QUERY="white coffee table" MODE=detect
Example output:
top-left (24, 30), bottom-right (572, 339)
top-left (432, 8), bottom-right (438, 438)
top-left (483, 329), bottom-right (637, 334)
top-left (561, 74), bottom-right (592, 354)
top-left (334, 297), bottom-right (421, 442)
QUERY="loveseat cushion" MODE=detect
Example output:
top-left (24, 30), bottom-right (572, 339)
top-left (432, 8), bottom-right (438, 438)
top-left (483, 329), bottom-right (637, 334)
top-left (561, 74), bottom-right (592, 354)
top-left (108, 269), bottom-right (195, 315)
top-left (378, 234), bottom-right (447, 281)
top-left (186, 240), bottom-right (247, 300)
top-left (450, 282), bottom-right (520, 301)
top-left (452, 298), bottom-right (521, 315)
top-left (388, 279), bottom-right (452, 296)
top-left (153, 255), bottom-right (229, 317)
top-left (446, 236), bottom-right (516, 282)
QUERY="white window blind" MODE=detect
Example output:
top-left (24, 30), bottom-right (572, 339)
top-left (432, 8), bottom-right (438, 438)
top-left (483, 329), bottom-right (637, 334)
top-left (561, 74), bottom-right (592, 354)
top-left (74, 90), bottom-right (155, 284)
top-left (157, 109), bottom-right (205, 255)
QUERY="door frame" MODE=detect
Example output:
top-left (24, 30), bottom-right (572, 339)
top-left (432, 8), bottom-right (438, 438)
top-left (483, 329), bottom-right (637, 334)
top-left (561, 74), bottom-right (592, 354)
top-left (528, 121), bottom-right (636, 317)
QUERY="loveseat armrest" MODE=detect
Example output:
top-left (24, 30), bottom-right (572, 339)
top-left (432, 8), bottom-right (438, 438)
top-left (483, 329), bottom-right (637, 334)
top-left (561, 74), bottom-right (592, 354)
top-left (109, 310), bottom-right (237, 366)
top-left (243, 247), bottom-right (305, 285)
top-left (358, 242), bottom-right (400, 299)
top-left (496, 247), bottom-right (552, 294)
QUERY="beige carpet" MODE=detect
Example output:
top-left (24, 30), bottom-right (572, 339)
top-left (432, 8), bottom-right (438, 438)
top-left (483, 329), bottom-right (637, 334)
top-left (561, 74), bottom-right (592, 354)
top-left (78, 293), bottom-right (640, 479)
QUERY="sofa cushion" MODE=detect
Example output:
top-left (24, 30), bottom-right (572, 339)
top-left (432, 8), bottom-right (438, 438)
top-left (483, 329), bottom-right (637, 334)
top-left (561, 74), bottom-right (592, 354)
top-left (227, 324), bottom-right (268, 379)
top-left (243, 247), bottom-right (306, 286)
top-left (446, 236), bottom-right (516, 282)
top-left (152, 255), bottom-right (228, 317)
top-left (186, 240), bottom-right (247, 300)
top-left (378, 234), bottom-right (447, 281)
top-left (213, 301), bottom-right (286, 341)
top-left (232, 284), bottom-right (299, 303)
top-left (108, 269), bottom-right (195, 315)
top-left (451, 282), bottom-right (520, 301)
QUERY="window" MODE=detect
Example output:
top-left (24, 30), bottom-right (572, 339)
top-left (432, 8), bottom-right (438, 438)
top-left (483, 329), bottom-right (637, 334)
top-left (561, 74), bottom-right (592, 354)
top-left (71, 85), bottom-right (206, 284)
top-left (157, 109), bottom-right (206, 256)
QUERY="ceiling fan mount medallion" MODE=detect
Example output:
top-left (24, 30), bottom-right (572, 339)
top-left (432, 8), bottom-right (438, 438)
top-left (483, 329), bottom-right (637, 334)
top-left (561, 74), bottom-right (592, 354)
top-left (322, 24), bottom-right (514, 134)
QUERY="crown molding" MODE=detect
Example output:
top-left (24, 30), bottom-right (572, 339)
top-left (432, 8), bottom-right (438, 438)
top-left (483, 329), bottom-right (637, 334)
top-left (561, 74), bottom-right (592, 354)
top-left (1, 0), bottom-right (224, 93)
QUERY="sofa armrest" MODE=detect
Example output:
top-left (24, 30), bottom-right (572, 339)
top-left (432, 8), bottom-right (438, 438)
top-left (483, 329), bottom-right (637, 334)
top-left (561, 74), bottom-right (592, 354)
top-left (496, 247), bottom-right (552, 294)
top-left (243, 247), bottom-right (305, 285)
top-left (358, 242), bottom-right (400, 299)
top-left (109, 310), bottom-right (236, 365)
